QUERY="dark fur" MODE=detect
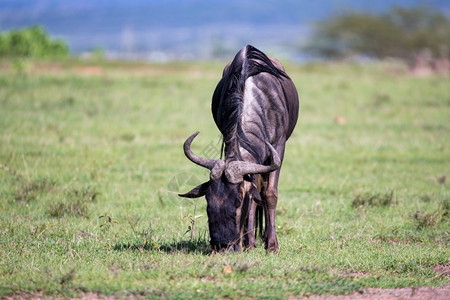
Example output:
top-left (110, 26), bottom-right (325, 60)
top-left (205, 180), bottom-right (240, 250)
top-left (212, 45), bottom-right (289, 162)
top-left (181, 45), bottom-right (299, 251)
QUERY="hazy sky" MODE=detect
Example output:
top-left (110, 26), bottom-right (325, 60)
top-left (1, 0), bottom-right (448, 60)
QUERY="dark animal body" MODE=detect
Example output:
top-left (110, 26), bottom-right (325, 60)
top-left (179, 45), bottom-right (299, 253)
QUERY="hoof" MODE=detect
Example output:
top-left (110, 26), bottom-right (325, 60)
top-left (266, 246), bottom-right (279, 254)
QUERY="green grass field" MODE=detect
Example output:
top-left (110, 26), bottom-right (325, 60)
top-left (0, 59), bottom-right (449, 299)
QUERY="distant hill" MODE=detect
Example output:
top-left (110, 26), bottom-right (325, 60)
top-left (1, 0), bottom-right (448, 61)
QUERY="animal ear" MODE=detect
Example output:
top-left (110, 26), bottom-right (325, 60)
top-left (178, 181), bottom-right (210, 198)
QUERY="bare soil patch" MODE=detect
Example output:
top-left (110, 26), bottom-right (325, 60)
top-left (434, 263), bottom-right (450, 277)
top-left (296, 284), bottom-right (450, 300)
top-left (74, 66), bottom-right (103, 75)
top-left (4, 285), bottom-right (450, 300)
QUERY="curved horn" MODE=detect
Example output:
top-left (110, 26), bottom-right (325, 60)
top-left (224, 142), bottom-right (281, 184)
top-left (183, 132), bottom-right (225, 180)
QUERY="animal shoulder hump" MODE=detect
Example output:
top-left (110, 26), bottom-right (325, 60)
top-left (268, 56), bottom-right (286, 72)
top-left (222, 61), bottom-right (232, 77)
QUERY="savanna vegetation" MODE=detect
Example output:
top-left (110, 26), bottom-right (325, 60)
top-left (305, 6), bottom-right (450, 64)
top-left (0, 26), bottom-right (68, 59)
top-left (0, 58), bottom-right (448, 298)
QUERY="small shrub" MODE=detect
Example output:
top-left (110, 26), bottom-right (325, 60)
top-left (48, 186), bottom-right (99, 218)
top-left (71, 186), bottom-right (99, 202)
top-left (420, 194), bottom-right (432, 202)
top-left (412, 199), bottom-right (449, 229)
top-left (352, 190), bottom-right (396, 208)
top-left (99, 214), bottom-right (118, 231)
top-left (48, 198), bottom-right (89, 218)
top-left (441, 198), bottom-right (450, 217)
top-left (0, 26), bottom-right (69, 58)
top-left (120, 133), bottom-right (135, 142)
top-left (14, 178), bottom-right (56, 202)
top-left (373, 92), bottom-right (391, 107)
top-left (412, 211), bottom-right (442, 229)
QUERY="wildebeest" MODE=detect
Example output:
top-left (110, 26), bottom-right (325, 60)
top-left (179, 45), bottom-right (299, 253)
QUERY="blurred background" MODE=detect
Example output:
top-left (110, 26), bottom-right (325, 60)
top-left (0, 0), bottom-right (449, 68)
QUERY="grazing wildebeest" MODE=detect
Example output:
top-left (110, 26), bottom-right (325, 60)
top-left (179, 45), bottom-right (299, 253)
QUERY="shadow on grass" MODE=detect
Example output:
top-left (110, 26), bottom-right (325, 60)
top-left (113, 240), bottom-right (211, 255)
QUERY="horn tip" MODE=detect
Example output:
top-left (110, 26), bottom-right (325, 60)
top-left (189, 131), bottom-right (200, 139)
top-left (265, 142), bottom-right (281, 168)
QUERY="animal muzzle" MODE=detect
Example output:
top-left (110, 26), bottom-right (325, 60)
top-left (208, 221), bottom-right (241, 252)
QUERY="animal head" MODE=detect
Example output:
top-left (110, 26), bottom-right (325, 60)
top-left (179, 132), bottom-right (279, 251)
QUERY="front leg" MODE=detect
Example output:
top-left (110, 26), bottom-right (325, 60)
top-left (263, 168), bottom-right (281, 253)
top-left (262, 143), bottom-right (285, 253)
top-left (245, 198), bottom-right (258, 250)
top-left (244, 175), bottom-right (263, 250)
